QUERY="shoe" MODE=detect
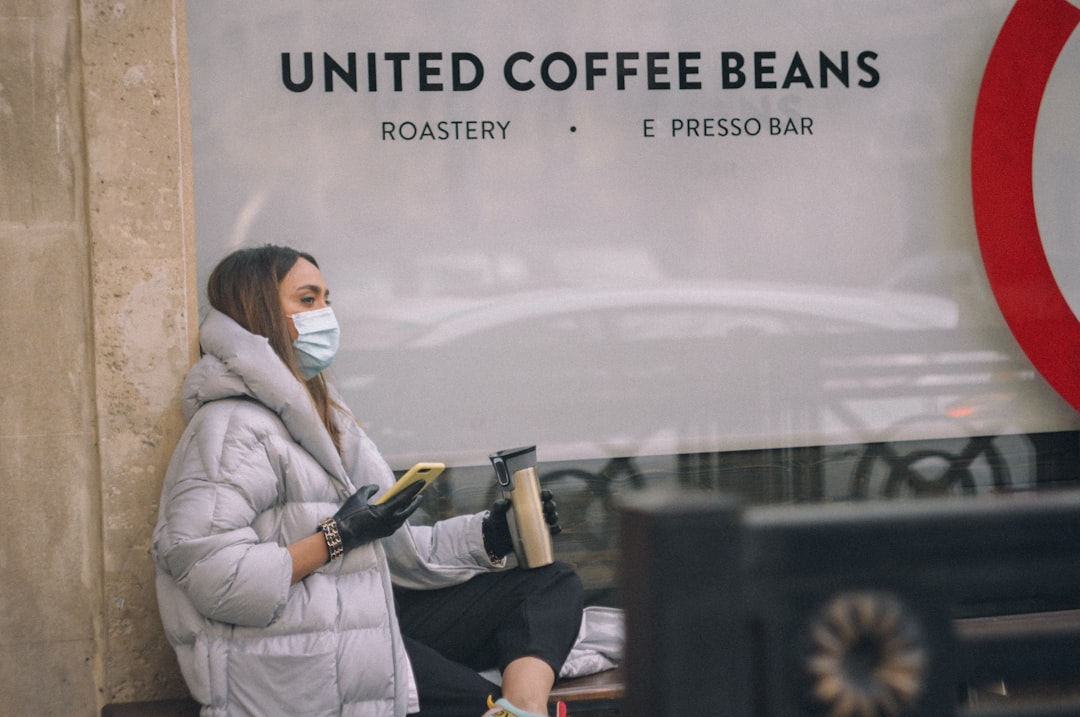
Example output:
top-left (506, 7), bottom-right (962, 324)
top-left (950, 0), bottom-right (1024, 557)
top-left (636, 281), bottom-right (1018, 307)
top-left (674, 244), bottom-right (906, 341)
top-left (481, 695), bottom-right (569, 717)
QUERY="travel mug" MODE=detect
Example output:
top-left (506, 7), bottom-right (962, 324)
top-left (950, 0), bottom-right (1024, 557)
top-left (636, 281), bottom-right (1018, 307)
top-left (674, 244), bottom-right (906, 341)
top-left (490, 445), bottom-right (554, 568)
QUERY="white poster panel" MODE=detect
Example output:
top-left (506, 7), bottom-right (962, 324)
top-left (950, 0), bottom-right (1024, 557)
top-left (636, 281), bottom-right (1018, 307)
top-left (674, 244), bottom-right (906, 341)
top-left (186, 1), bottom-right (1080, 468)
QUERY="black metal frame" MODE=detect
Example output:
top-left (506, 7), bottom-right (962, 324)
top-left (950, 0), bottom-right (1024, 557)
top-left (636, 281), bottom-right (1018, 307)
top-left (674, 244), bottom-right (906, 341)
top-left (619, 489), bottom-right (1080, 717)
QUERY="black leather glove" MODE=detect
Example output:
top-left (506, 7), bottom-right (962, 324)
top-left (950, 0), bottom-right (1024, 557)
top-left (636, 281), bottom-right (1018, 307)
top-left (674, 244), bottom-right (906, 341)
top-left (332, 482), bottom-right (424, 552)
top-left (541, 490), bottom-right (562, 534)
top-left (482, 489), bottom-right (562, 560)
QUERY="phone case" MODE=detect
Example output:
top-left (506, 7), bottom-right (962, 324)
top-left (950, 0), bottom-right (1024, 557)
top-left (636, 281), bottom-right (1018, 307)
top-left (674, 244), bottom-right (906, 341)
top-left (375, 462), bottom-right (446, 505)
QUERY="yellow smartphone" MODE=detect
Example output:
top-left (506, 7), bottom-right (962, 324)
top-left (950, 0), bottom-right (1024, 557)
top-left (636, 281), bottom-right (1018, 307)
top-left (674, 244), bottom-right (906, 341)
top-left (375, 462), bottom-right (446, 505)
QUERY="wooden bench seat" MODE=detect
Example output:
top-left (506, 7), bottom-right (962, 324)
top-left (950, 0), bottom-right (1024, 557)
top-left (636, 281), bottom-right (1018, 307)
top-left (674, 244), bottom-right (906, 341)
top-left (101, 699), bottom-right (197, 717)
top-left (551, 666), bottom-right (623, 713)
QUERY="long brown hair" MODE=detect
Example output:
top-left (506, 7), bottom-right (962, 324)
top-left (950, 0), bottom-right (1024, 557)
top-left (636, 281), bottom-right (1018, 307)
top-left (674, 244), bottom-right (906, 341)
top-left (207, 244), bottom-right (343, 451)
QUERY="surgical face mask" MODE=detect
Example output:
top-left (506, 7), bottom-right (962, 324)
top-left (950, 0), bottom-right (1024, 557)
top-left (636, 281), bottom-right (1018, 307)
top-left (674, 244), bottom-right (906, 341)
top-left (289, 306), bottom-right (340, 379)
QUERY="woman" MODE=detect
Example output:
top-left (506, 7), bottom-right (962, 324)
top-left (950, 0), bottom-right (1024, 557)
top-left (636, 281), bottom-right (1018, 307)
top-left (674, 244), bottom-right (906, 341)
top-left (153, 245), bottom-right (583, 717)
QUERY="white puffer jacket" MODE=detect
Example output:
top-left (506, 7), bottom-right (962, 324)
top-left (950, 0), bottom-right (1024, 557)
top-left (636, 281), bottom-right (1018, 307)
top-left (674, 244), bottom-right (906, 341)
top-left (153, 309), bottom-right (496, 717)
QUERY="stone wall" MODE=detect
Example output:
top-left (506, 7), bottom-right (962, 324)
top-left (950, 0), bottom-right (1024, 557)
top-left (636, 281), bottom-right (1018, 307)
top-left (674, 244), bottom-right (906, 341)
top-left (0, 1), bottom-right (195, 713)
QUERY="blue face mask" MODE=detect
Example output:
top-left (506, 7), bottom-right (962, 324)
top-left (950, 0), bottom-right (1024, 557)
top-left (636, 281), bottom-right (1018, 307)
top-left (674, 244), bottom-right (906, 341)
top-left (289, 306), bottom-right (340, 379)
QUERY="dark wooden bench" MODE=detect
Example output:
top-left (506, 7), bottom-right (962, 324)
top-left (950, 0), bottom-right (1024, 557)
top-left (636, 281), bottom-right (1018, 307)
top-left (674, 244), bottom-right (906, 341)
top-left (102, 668), bottom-right (624, 716)
top-left (618, 489), bottom-right (1080, 717)
top-left (101, 699), bottom-right (195, 717)
top-left (550, 667), bottom-right (623, 714)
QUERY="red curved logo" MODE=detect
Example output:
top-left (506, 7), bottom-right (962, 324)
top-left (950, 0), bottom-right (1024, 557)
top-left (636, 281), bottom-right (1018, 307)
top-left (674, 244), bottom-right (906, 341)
top-left (972, 0), bottom-right (1080, 410)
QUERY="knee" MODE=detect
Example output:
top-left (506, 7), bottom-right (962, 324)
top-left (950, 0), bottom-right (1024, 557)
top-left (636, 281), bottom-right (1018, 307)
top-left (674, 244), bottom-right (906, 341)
top-left (546, 561), bottom-right (585, 606)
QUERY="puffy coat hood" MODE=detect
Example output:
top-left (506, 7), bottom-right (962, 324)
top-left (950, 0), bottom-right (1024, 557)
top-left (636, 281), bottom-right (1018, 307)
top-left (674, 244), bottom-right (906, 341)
top-left (183, 308), bottom-right (349, 489)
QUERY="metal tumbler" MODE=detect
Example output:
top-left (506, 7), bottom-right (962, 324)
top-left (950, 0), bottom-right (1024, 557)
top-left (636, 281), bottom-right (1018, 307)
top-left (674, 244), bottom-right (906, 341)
top-left (489, 445), bottom-right (554, 569)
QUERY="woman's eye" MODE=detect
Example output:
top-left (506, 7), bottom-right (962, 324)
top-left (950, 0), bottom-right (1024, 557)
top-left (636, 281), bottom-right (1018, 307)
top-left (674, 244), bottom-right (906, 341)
top-left (300, 296), bottom-right (315, 305)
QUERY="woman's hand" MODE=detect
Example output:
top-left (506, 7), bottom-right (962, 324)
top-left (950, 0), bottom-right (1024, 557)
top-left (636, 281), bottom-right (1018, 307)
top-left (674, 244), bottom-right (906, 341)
top-left (482, 490), bottom-right (562, 560)
top-left (540, 490), bottom-right (561, 533)
top-left (289, 483), bottom-right (423, 585)
top-left (333, 482), bottom-right (425, 551)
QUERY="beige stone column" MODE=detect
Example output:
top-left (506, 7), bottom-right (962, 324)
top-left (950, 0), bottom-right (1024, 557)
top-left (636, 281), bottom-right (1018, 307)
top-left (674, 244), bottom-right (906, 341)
top-left (0, 0), bottom-right (196, 713)
top-left (0, 5), bottom-right (103, 712)
top-left (81, 0), bottom-right (197, 706)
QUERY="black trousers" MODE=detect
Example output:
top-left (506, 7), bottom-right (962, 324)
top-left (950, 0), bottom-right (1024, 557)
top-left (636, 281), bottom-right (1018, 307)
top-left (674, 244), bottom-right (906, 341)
top-left (395, 561), bottom-right (584, 717)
